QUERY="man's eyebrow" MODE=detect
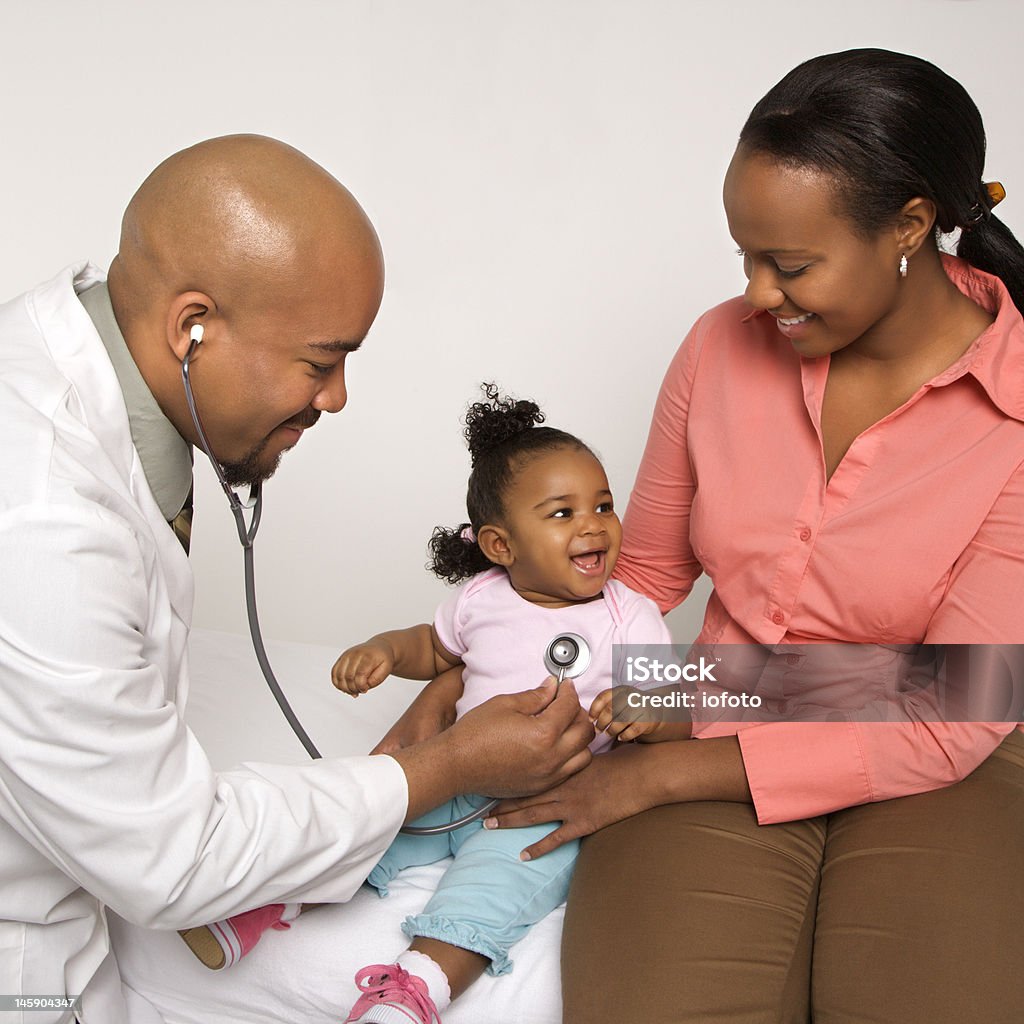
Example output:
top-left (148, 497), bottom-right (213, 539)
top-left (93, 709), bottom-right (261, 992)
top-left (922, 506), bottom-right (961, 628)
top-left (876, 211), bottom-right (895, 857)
top-left (307, 337), bottom-right (364, 354)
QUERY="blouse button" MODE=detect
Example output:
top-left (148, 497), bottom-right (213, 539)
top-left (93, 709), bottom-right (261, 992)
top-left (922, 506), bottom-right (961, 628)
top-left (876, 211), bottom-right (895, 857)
top-left (799, 527), bottom-right (812, 542)
top-left (771, 611), bottom-right (785, 625)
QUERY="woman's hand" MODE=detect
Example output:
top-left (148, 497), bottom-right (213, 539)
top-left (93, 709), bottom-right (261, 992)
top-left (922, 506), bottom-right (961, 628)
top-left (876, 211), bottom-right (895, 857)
top-left (483, 742), bottom-right (660, 860)
top-left (370, 666), bottom-right (464, 755)
top-left (486, 735), bottom-right (752, 859)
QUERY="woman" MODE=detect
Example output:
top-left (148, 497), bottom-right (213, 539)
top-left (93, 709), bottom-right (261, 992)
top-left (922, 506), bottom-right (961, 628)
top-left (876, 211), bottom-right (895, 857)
top-left (388, 49), bottom-right (1024, 1021)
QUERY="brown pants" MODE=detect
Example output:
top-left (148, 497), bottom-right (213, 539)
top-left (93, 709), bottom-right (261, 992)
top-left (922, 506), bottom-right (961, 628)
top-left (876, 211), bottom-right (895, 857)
top-left (561, 729), bottom-right (1024, 1023)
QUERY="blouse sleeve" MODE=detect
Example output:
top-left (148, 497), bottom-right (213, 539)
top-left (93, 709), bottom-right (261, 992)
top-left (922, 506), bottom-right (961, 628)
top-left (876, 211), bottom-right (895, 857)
top-left (736, 458), bottom-right (1024, 824)
top-left (614, 318), bottom-right (705, 612)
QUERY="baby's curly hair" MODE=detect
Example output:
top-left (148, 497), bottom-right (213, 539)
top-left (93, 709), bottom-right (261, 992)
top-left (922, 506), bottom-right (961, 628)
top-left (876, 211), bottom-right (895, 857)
top-left (428, 383), bottom-right (593, 584)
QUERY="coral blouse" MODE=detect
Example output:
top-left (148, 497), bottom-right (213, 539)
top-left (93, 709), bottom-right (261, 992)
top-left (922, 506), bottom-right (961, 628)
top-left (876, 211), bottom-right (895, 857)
top-left (616, 256), bottom-right (1024, 824)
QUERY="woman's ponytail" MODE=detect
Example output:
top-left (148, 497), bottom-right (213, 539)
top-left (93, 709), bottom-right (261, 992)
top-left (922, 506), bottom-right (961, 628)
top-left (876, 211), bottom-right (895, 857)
top-left (957, 211), bottom-right (1024, 316)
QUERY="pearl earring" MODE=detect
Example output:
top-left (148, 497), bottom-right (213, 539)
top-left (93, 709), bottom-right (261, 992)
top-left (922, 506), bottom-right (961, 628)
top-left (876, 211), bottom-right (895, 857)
top-left (899, 254), bottom-right (908, 278)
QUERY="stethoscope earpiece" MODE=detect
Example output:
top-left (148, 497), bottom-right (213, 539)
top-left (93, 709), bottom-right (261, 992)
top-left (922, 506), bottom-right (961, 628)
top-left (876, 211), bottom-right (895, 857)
top-left (544, 632), bottom-right (591, 683)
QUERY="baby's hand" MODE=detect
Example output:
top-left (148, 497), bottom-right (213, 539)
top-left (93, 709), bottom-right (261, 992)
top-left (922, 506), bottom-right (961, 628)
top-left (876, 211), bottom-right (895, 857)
top-left (332, 642), bottom-right (394, 696)
top-left (589, 686), bottom-right (663, 743)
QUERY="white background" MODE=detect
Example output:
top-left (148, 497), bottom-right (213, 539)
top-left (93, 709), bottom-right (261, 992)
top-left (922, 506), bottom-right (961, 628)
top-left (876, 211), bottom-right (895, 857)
top-left (3, 0), bottom-right (1021, 661)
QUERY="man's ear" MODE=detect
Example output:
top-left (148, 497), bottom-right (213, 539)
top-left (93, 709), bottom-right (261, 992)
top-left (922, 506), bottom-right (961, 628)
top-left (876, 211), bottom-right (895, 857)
top-left (167, 292), bottom-right (216, 362)
top-left (477, 524), bottom-right (513, 567)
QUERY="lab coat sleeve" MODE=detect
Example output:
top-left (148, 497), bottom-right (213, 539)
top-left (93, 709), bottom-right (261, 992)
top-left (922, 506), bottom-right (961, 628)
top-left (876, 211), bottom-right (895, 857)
top-left (0, 503), bottom-right (409, 928)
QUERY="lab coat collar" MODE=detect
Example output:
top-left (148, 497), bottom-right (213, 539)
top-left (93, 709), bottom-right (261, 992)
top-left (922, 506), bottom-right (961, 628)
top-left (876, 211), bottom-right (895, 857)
top-left (29, 261), bottom-right (194, 621)
top-left (78, 279), bottom-right (193, 521)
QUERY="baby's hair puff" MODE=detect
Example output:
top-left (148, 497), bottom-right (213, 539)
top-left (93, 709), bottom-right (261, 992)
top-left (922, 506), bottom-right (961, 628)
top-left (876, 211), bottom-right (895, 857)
top-left (428, 383), bottom-right (593, 584)
top-left (463, 385), bottom-right (546, 465)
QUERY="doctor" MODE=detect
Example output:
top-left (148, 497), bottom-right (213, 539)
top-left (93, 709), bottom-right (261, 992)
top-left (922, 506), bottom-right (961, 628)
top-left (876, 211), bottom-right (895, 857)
top-left (0, 135), bottom-right (594, 1024)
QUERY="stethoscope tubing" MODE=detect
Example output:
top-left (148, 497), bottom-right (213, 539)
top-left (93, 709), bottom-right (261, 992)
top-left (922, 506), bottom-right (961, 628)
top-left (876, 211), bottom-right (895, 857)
top-left (182, 342), bottom-right (493, 832)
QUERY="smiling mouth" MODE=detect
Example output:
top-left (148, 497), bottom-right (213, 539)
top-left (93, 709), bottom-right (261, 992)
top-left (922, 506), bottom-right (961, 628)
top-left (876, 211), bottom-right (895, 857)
top-left (274, 409), bottom-right (322, 446)
top-left (283, 409), bottom-right (322, 432)
top-left (776, 312), bottom-right (815, 326)
top-left (571, 550), bottom-right (607, 576)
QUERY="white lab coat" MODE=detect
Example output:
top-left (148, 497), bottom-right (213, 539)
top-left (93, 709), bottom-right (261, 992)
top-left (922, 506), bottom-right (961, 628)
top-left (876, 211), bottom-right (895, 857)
top-left (0, 264), bottom-right (409, 1023)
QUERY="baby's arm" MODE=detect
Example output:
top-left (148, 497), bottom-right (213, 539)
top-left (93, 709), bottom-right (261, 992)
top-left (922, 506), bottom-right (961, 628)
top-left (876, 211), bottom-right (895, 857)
top-left (589, 687), bottom-right (692, 744)
top-left (332, 625), bottom-right (461, 696)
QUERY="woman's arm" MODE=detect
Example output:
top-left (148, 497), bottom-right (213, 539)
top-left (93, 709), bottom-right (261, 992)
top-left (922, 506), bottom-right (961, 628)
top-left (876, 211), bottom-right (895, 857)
top-left (486, 735), bottom-right (751, 860)
top-left (737, 460), bottom-right (1024, 823)
top-left (614, 320), bottom-right (706, 611)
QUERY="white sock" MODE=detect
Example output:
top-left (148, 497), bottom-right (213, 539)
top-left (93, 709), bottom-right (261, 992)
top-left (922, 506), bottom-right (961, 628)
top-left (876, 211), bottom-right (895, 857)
top-left (397, 949), bottom-right (452, 1013)
top-left (278, 903), bottom-right (302, 923)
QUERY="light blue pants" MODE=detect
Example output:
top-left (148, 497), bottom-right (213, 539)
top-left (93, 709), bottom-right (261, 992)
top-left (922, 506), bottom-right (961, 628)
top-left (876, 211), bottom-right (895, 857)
top-left (367, 794), bottom-right (579, 975)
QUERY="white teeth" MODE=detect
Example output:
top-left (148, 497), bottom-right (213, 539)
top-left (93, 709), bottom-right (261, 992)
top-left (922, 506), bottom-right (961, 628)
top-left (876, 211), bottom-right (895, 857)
top-left (778, 313), bottom-right (815, 326)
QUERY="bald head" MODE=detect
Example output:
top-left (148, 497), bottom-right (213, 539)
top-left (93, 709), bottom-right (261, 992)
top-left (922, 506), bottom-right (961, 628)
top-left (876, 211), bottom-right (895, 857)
top-left (111, 134), bottom-right (382, 325)
top-left (107, 135), bottom-right (385, 478)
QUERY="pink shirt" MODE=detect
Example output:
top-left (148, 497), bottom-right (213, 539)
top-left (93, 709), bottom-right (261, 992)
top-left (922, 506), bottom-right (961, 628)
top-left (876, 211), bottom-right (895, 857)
top-left (616, 256), bottom-right (1024, 824)
top-left (434, 568), bottom-right (672, 754)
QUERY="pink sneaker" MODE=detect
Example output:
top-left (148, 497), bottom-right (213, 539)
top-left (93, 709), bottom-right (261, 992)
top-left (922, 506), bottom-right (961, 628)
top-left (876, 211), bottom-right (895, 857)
top-left (344, 964), bottom-right (442, 1023)
top-left (178, 903), bottom-right (292, 970)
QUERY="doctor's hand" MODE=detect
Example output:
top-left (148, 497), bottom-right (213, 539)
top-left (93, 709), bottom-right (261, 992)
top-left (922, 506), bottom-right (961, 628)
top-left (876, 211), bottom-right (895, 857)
top-left (390, 677), bottom-right (595, 823)
top-left (451, 677), bottom-right (595, 797)
top-left (332, 641), bottom-right (394, 696)
top-left (370, 666), bottom-right (464, 755)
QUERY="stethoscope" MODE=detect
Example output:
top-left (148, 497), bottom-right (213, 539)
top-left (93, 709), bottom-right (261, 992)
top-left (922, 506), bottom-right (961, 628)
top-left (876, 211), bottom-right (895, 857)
top-left (181, 324), bottom-right (592, 834)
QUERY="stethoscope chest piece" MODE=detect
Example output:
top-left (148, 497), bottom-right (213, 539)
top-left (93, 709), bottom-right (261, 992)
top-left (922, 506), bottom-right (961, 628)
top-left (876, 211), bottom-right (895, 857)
top-left (544, 632), bottom-right (591, 683)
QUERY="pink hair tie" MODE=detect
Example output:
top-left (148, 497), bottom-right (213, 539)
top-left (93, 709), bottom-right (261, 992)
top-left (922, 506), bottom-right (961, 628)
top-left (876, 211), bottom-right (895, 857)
top-left (460, 525), bottom-right (477, 544)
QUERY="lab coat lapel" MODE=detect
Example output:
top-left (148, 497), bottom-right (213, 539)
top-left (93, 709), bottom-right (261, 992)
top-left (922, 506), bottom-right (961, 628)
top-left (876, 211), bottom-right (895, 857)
top-left (34, 263), bottom-right (195, 633)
